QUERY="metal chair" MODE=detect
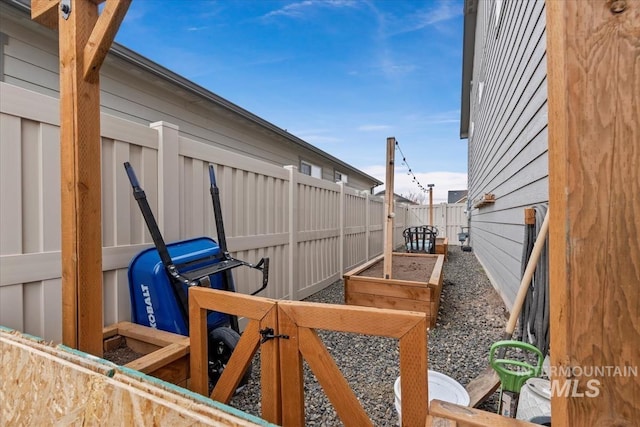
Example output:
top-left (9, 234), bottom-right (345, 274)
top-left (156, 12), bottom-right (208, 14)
top-left (403, 226), bottom-right (437, 254)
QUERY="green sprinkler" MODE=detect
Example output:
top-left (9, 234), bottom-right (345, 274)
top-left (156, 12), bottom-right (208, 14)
top-left (490, 340), bottom-right (544, 418)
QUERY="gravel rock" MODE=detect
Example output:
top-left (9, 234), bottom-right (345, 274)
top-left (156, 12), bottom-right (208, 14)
top-left (230, 248), bottom-right (507, 424)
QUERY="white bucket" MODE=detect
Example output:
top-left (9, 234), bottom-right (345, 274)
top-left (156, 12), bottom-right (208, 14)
top-left (394, 371), bottom-right (470, 422)
top-left (516, 378), bottom-right (551, 421)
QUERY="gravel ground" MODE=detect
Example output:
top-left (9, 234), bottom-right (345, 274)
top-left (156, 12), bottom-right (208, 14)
top-left (229, 247), bottom-right (508, 425)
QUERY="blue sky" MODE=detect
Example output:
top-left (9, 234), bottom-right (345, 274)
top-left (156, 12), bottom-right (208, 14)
top-left (114, 0), bottom-right (467, 203)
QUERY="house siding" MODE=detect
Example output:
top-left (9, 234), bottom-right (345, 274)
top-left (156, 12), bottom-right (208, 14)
top-left (466, 0), bottom-right (548, 308)
top-left (0, 2), bottom-right (378, 192)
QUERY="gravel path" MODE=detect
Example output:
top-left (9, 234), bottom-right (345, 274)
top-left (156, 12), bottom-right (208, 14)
top-left (230, 248), bottom-right (508, 425)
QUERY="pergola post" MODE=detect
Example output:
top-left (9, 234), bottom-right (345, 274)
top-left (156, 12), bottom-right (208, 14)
top-left (32, 0), bottom-right (130, 355)
top-left (546, 0), bottom-right (639, 424)
top-left (383, 137), bottom-right (396, 279)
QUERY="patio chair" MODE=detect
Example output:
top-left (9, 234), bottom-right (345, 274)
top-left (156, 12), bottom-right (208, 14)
top-left (403, 226), bottom-right (437, 254)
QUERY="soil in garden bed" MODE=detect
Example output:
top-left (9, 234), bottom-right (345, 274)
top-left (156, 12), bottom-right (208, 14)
top-left (359, 254), bottom-right (438, 282)
top-left (103, 341), bottom-right (144, 365)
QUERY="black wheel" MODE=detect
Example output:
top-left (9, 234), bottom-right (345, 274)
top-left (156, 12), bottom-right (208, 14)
top-left (208, 326), bottom-right (252, 393)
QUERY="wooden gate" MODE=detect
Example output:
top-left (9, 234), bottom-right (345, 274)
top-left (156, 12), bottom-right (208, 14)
top-left (189, 287), bottom-right (428, 426)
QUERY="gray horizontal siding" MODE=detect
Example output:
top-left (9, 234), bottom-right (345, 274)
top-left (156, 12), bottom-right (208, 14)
top-left (467, 0), bottom-right (548, 309)
top-left (0, 3), bottom-right (376, 192)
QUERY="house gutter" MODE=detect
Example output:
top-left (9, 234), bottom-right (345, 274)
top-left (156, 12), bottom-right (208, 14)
top-left (460, 0), bottom-right (478, 139)
top-left (5, 0), bottom-right (383, 188)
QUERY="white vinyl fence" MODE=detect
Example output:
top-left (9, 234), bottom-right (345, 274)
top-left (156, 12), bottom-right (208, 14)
top-left (406, 203), bottom-right (468, 245)
top-left (0, 82), bottom-right (414, 342)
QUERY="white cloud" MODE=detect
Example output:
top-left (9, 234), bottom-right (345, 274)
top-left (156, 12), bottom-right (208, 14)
top-left (357, 124), bottom-right (391, 132)
top-left (263, 0), bottom-right (359, 19)
top-left (388, 1), bottom-right (463, 36)
top-left (362, 165), bottom-right (467, 204)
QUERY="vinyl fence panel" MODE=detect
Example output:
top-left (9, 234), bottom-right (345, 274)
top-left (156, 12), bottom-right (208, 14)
top-left (1, 82), bottom-right (412, 342)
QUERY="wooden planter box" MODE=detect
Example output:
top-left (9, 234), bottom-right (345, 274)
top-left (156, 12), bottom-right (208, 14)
top-left (343, 253), bottom-right (445, 327)
top-left (436, 237), bottom-right (449, 260)
top-left (103, 321), bottom-right (191, 387)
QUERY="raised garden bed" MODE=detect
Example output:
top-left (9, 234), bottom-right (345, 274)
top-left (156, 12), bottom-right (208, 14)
top-left (343, 252), bottom-right (445, 327)
top-left (103, 321), bottom-right (191, 387)
top-left (436, 237), bottom-right (449, 260)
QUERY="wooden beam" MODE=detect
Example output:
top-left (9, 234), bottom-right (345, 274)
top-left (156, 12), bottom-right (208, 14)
top-left (546, 0), bottom-right (639, 425)
top-left (84, 0), bottom-right (131, 82)
top-left (31, 0), bottom-right (130, 356)
top-left (429, 400), bottom-right (539, 426)
top-left (383, 137), bottom-right (395, 279)
top-left (57, 0), bottom-right (103, 356)
top-left (31, 0), bottom-right (59, 29)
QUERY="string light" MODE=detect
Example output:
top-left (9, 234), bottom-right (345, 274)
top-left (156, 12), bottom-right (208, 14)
top-left (395, 140), bottom-right (430, 195)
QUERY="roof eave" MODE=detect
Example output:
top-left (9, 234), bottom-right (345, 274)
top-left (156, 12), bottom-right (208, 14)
top-left (4, 0), bottom-right (382, 187)
top-left (460, 0), bottom-right (478, 140)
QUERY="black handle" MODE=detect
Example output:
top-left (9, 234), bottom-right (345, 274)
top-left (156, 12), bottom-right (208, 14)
top-left (208, 164), bottom-right (217, 188)
top-left (124, 162), bottom-right (141, 189)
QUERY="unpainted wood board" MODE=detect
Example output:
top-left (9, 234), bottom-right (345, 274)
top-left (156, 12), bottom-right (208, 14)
top-left (277, 305), bottom-right (305, 426)
top-left (345, 280), bottom-right (433, 301)
top-left (430, 400), bottom-right (541, 427)
top-left (398, 321), bottom-right (427, 427)
top-left (345, 291), bottom-right (431, 314)
top-left (465, 367), bottom-right (500, 409)
top-left (116, 321), bottom-right (190, 348)
top-left (278, 300), bottom-right (425, 338)
top-left (258, 307), bottom-right (281, 424)
top-left (124, 342), bottom-right (189, 374)
top-left (142, 357), bottom-right (190, 386)
top-left (546, 0), bottom-right (640, 424)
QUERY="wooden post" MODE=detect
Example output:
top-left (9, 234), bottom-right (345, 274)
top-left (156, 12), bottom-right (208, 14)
top-left (428, 185), bottom-right (434, 226)
top-left (383, 137), bottom-right (395, 279)
top-left (546, 1), bottom-right (639, 425)
top-left (32, 0), bottom-right (131, 355)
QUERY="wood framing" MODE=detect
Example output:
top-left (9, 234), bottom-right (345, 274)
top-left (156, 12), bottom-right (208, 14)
top-left (278, 300), bottom-right (428, 427)
top-left (546, 0), bottom-right (640, 425)
top-left (188, 287), bottom-right (429, 427)
top-left (189, 288), bottom-right (281, 424)
top-left (429, 400), bottom-right (538, 427)
top-left (31, 0), bottom-right (130, 356)
top-left (102, 322), bottom-right (191, 387)
top-left (344, 253), bottom-right (445, 327)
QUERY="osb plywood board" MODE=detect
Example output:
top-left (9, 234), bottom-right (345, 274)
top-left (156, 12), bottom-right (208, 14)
top-left (0, 330), bottom-right (271, 426)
